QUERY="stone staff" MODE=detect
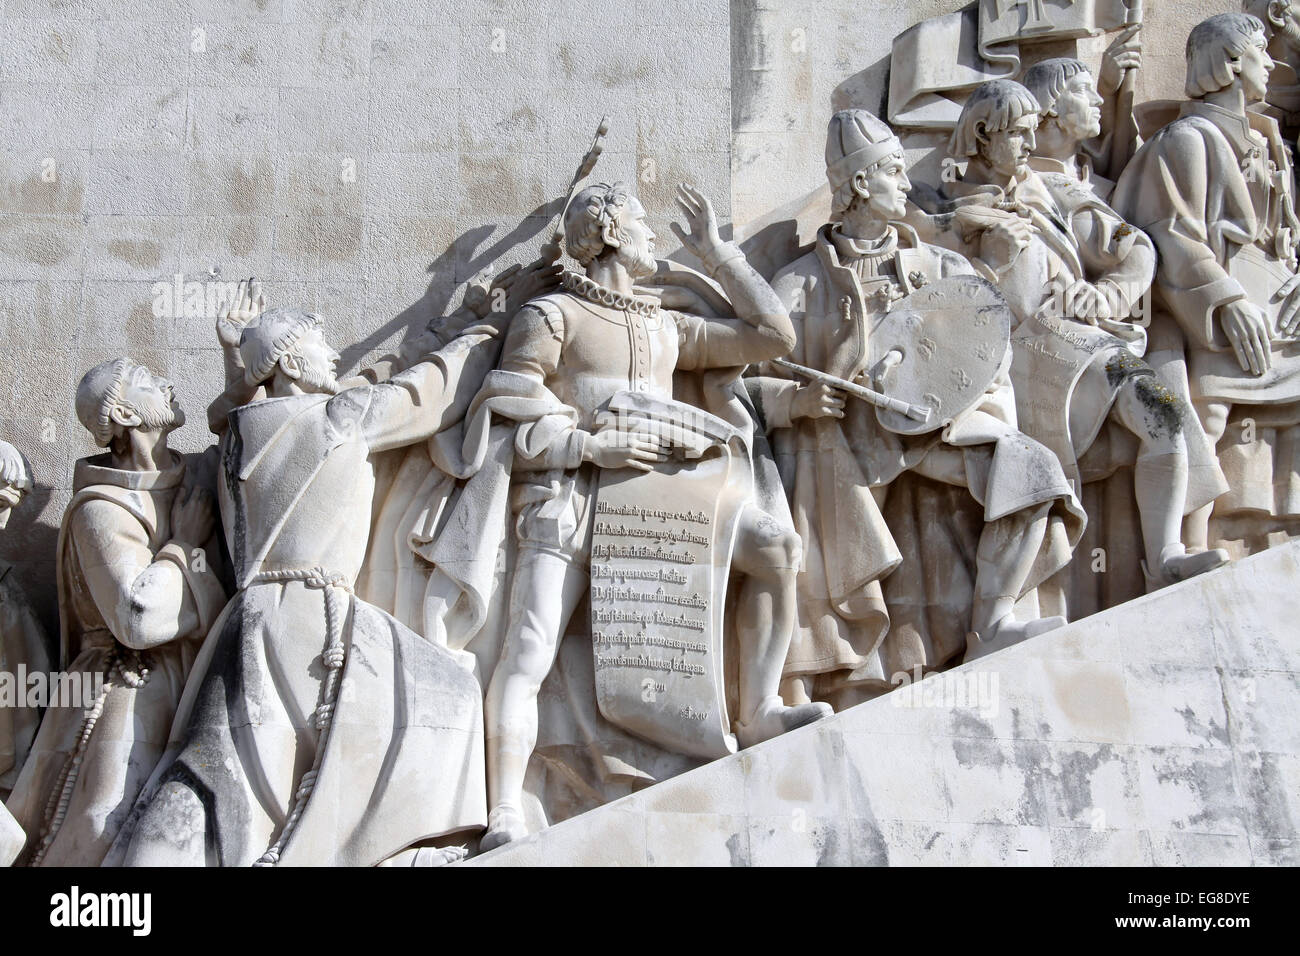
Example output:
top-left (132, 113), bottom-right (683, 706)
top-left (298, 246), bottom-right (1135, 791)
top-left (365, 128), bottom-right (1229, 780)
top-left (770, 357), bottom-right (932, 424)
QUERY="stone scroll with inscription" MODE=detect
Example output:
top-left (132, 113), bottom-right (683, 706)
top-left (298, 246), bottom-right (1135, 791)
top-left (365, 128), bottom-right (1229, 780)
top-left (589, 392), bottom-right (753, 760)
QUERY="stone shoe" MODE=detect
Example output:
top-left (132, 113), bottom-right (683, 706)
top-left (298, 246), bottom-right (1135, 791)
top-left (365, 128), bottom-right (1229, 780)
top-left (965, 615), bottom-right (1067, 663)
top-left (1143, 548), bottom-right (1230, 592)
top-left (480, 804), bottom-right (529, 852)
top-left (734, 696), bottom-right (833, 749)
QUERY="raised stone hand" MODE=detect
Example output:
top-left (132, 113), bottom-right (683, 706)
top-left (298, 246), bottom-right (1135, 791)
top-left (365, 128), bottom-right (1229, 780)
top-left (1218, 299), bottom-right (1273, 375)
top-left (170, 484), bottom-right (215, 548)
top-left (671, 184), bottom-right (724, 263)
top-left (463, 259), bottom-right (564, 319)
top-left (216, 278), bottom-right (265, 350)
top-left (790, 382), bottom-right (847, 420)
top-left (1099, 24), bottom-right (1142, 96)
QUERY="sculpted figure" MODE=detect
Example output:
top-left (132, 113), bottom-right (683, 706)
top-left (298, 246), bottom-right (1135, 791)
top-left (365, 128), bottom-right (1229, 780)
top-left (478, 182), bottom-right (832, 849)
top-left (754, 109), bottom-right (1082, 707)
top-left (1244, 0), bottom-right (1300, 141)
top-left (111, 272), bottom-right (549, 867)
top-left (7, 360), bottom-right (227, 866)
top-left (1024, 55), bottom-right (1134, 201)
top-left (0, 441), bottom-right (48, 802)
top-left (1113, 14), bottom-right (1300, 553)
top-left (940, 80), bottom-right (1229, 591)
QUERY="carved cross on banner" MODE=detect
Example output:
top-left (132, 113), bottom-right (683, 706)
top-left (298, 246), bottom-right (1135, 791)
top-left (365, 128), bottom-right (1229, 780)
top-left (998, 0), bottom-right (1064, 35)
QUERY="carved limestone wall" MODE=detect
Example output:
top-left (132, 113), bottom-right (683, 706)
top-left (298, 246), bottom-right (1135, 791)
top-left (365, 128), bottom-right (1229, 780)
top-left (0, 0), bottom-right (734, 637)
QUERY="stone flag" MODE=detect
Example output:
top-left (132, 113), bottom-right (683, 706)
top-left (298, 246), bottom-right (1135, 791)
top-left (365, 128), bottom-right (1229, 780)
top-left (889, 0), bottom-right (1137, 129)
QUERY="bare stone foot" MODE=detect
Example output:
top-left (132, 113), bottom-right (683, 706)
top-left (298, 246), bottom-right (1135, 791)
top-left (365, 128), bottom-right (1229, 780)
top-left (480, 804), bottom-right (528, 852)
top-left (734, 696), bottom-right (833, 748)
top-left (965, 615), bottom-right (1067, 663)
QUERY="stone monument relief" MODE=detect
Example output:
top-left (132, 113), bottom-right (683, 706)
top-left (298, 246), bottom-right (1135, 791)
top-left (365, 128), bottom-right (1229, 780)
top-left (0, 0), bottom-right (1296, 869)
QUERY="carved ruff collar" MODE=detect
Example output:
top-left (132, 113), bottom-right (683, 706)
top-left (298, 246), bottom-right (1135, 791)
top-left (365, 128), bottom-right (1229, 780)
top-left (562, 270), bottom-right (660, 317)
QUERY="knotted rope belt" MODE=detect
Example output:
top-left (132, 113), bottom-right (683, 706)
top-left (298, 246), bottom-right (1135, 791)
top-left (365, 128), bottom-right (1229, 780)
top-left (246, 567), bottom-right (353, 868)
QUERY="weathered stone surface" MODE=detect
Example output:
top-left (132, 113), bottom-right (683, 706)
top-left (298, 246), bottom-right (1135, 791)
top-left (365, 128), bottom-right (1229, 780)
top-left (469, 541), bottom-right (1300, 865)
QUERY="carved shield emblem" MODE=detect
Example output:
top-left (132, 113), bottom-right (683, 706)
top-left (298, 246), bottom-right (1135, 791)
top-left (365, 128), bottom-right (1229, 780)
top-left (867, 274), bottom-right (1012, 435)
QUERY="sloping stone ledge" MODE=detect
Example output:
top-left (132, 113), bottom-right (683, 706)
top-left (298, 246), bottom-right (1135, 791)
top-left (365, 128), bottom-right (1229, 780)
top-left (467, 541), bottom-right (1300, 866)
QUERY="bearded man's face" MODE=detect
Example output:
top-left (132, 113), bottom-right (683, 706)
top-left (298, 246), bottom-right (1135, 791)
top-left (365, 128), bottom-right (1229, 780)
top-left (118, 364), bottom-right (184, 433)
top-left (292, 327), bottom-right (342, 395)
top-left (612, 197), bottom-right (658, 279)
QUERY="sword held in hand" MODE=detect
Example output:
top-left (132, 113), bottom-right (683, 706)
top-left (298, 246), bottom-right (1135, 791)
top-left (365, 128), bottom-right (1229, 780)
top-left (772, 358), bottom-right (932, 424)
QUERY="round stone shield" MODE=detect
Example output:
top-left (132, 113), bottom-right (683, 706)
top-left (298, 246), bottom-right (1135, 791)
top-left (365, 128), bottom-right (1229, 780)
top-left (868, 274), bottom-right (1012, 435)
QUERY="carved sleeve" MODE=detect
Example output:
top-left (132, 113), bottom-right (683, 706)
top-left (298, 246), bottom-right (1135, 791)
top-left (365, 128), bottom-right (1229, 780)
top-left (495, 304), bottom-right (589, 469)
top-left (69, 500), bottom-right (219, 651)
top-left (676, 247), bottom-right (797, 370)
top-left (343, 317), bottom-right (507, 453)
top-left (1071, 203), bottom-right (1157, 319)
top-left (1115, 125), bottom-right (1249, 348)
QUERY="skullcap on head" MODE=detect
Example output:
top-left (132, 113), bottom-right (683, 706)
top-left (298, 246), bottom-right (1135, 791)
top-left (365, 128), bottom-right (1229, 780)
top-left (238, 308), bottom-right (322, 387)
top-left (825, 109), bottom-right (904, 193)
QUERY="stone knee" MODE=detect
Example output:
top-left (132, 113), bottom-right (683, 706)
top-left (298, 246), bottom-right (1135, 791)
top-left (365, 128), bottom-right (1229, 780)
top-left (1115, 373), bottom-right (1189, 459)
top-left (732, 508), bottom-right (802, 580)
top-left (120, 777), bottom-right (211, 867)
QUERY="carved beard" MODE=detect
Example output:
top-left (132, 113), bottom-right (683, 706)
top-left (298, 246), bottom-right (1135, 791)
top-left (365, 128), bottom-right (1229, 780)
top-left (614, 235), bottom-right (657, 280)
top-left (132, 396), bottom-right (179, 432)
top-left (298, 357), bottom-right (341, 395)
top-left (1281, 17), bottom-right (1300, 56)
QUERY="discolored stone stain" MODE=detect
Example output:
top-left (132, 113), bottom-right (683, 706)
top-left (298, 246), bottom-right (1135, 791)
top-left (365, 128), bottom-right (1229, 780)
top-left (106, 238), bottom-right (161, 269)
top-left (1105, 351), bottom-right (1184, 437)
top-left (239, 47), bottom-right (259, 68)
top-left (1176, 703), bottom-right (1230, 747)
top-left (557, 43), bottom-right (575, 79)
top-left (1242, 753), bottom-right (1299, 836)
top-left (227, 164), bottom-right (270, 215)
top-left (725, 830), bottom-right (747, 866)
top-left (951, 709), bottom-right (995, 739)
top-left (1045, 661), bottom-right (1129, 736)
top-left (1013, 743), bottom-right (1050, 825)
top-left (14, 230), bottom-right (71, 267)
top-left (17, 170), bottom-right (85, 214)
top-left (952, 736), bottom-right (1004, 769)
top-left (1048, 745), bottom-right (1115, 821)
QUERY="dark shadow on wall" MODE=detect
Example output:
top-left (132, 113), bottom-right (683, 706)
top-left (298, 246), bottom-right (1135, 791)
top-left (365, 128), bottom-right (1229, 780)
top-left (1, 482), bottom-right (60, 663)
top-left (832, 53), bottom-right (891, 119)
top-left (336, 199), bottom-right (560, 373)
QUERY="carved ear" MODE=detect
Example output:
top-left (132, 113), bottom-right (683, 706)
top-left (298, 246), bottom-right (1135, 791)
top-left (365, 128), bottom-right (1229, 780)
top-left (278, 352), bottom-right (303, 381)
top-left (109, 403), bottom-right (142, 430)
top-left (1269, 0), bottom-right (1289, 29)
top-left (851, 169), bottom-right (871, 201)
top-left (599, 215), bottom-right (622, 250)
top-left (974, 120), bottom-right (990, 146)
